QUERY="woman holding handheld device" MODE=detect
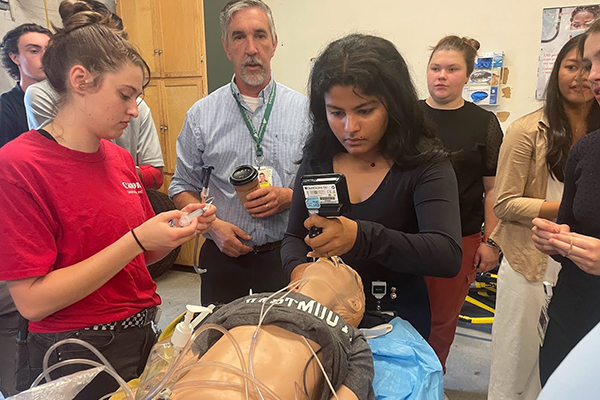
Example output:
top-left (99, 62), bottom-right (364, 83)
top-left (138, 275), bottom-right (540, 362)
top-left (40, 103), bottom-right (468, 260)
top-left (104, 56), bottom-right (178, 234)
top-left (0, 3), bottom-right (215, 399)
top-left (281, 34), bottom-right (462, 337)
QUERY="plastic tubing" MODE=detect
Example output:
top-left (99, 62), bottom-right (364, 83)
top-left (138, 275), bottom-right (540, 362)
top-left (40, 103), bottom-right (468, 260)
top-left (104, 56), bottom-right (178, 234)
top-left (137, 323), bottom-right (248, 400)
top-left (30, 358), bottom-right (135, 399)
top-left (170, 379), bottom-right (288, 397)
top-left (140, 280), bottom-right (306, 400)
top-left (173, 362), bottom-right (284, 400)
top-left (42, 338), bottom-right (116, 382)
top-left (249, 285), bottom-right (300, 400)
top-left (171, 380), bottom-right (245, 392)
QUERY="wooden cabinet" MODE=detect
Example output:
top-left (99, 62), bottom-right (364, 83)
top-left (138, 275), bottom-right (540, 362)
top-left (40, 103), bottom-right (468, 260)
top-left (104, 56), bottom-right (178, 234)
top-left (116, 0), bottom-right (159, 75)
top-left (143, 77), bottom-right (205, 176)
top-left (117, 0), bottom-right (207, 78)
top-left (118, 0), bottom-right (208, 266)
top-left (162, 78), bottom-right (205, 173)
top-left (155, 0), bottom-right (207, 77)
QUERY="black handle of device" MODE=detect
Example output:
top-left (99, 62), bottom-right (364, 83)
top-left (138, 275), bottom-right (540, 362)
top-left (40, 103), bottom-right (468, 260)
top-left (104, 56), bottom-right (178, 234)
top-left (309, 226), bottom-right (323, 238)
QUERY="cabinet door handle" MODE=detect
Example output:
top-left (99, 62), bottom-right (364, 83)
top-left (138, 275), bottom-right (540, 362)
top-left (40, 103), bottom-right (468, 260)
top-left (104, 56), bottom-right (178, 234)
top-left (158, 49), bottom-right (163, 55)
top-left (159, 125), bottom-right (164, 130)
top-left (154, 49), bottom-right (159, 55)
top-left (163, 125), bottom-right (168, 131)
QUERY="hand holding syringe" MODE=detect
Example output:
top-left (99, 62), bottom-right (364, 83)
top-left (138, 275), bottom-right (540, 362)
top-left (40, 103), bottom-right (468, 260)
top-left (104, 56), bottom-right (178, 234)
top-left (171, 165), bottom-right (215, 228)
top-left (171, 198), bottom-right (214, 227)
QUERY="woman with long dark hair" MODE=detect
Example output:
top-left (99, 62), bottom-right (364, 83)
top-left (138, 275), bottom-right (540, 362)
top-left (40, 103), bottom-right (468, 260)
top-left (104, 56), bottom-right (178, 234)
top-left (281, 33), bottom-right (462, 338)
top-left (489, 34), bottom-right (600, 400)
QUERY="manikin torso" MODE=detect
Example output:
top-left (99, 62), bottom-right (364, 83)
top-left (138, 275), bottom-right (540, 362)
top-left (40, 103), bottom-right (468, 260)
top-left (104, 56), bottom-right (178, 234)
top-left (173, 325), bottom-right (323, 400)
top-left (171, 258), bottom-right (364, 400)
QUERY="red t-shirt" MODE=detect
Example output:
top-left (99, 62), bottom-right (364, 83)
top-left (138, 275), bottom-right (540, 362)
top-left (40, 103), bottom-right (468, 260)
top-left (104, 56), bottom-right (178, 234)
top-left (0, 130), bottom-right (160, 333)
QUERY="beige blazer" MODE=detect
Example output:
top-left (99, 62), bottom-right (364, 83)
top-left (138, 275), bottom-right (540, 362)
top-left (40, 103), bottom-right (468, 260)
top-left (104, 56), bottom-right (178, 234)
top-left (491, 108), bottom-right (551, 282)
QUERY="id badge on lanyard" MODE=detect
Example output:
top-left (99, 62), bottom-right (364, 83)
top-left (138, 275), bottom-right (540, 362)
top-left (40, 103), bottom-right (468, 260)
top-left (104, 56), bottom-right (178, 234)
top-left (231, 81), bottom-right (276, 169)
top-left (256, 166), bottom-right (273, 187)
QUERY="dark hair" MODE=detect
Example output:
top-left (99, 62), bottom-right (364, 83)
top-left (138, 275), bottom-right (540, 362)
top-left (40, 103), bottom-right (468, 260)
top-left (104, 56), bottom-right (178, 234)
top-left (429, 35), bottom-right (480, 76)
top-left (0, 23), bottom-right (52, 80)
top-left (43, 4), bottom-right (150, 97)
top-left (304, 33), bottom-right (446, 166)
top-left (546, 35), bottom-right (600, 182)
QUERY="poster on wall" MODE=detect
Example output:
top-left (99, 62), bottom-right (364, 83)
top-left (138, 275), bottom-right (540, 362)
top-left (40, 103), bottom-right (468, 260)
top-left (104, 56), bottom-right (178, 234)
top-left (536, 5), bottom-right (600, 100)
top-left (463, 52), bottom-right (504, 106)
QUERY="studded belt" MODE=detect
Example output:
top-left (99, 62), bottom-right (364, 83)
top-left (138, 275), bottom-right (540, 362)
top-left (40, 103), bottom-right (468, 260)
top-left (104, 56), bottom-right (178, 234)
top-left (83, 306), bottom-right (160, 331)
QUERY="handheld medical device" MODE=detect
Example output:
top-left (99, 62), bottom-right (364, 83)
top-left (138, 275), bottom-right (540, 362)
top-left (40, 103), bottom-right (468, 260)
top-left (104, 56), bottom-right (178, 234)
top-left (301, 173), bottom-right (351, 238)
top-left (199, 165), bottom-right (214, 200)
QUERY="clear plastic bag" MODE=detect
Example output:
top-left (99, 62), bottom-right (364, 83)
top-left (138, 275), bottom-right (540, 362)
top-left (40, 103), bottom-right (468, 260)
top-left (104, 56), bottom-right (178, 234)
top-left (7, 367), bottom-right (103, 400)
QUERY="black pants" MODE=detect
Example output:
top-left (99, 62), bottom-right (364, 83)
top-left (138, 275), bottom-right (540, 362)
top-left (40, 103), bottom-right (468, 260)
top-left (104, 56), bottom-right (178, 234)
top-left (0, 310), bottom-right (19, 397)
top-left (539, 316), bottom-right (571, 386)
top-left (21, 323), bottom-right (157, 399)
top-left (199, 239), bottom-right (287, 305)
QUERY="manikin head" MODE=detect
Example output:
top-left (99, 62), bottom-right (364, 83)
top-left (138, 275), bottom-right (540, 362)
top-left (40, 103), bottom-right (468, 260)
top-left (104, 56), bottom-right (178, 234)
top-left (294, 257), bottom-right (365, 327)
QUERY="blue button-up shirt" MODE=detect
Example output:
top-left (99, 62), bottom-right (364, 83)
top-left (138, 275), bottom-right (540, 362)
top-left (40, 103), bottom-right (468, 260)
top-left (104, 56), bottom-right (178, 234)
top-left (170, 76), bottom-right (310, 246)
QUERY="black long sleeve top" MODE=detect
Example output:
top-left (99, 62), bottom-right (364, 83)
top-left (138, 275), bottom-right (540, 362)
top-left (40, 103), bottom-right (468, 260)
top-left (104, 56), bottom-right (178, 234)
top-left (549, 129), bottom-right (600, 345)
top-left (281, 157), bottom-right (462, 337)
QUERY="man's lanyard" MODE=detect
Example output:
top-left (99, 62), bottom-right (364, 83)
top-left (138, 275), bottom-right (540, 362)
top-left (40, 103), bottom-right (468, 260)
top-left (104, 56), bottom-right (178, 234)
top-left (231, 82), bottom-right (276, 167)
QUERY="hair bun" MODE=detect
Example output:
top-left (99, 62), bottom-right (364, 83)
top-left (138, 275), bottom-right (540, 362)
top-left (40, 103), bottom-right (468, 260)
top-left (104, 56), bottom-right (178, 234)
top-left (59, 0), bottom-right (93, 24)
top-left (57, 0), bottom-right (123, 35)
top-left (462, 37), bottom-right (480, 51)
top-left (62, 10), bottom-right (106, 33)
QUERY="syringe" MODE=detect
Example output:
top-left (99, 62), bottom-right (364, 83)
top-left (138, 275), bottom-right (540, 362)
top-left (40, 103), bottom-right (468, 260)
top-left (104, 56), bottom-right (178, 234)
top-left (170, 198), bottom-right (214, 227)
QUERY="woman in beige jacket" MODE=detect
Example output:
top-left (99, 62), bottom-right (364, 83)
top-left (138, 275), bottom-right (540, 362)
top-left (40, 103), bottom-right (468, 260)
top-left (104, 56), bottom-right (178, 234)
top-left (488, 35), bottom-right (600, 400)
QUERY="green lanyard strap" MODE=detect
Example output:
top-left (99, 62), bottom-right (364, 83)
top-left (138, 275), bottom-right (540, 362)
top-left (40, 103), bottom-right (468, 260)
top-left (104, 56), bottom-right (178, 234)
top-left (231, 81), bottom-right (277, 165)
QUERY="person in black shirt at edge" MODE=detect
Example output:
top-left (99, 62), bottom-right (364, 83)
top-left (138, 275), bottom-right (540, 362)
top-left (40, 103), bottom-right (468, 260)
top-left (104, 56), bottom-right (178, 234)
top-left (281, 33), bottom-right (462, 338)
top-left (0, 23), bottom-right (52, 147)
top-left (419, 36), bottom-right (503, 373)
top-left (532, 18), bottom-right (600, 386)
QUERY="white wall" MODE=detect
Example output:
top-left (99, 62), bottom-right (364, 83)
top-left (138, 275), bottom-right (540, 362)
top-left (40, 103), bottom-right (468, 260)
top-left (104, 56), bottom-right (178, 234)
top-left (0, 0), bottom-right (114, 93)
top-left (0, 0), bottom-right (591, 129)
top-left (269, 0), bottom-right (592, 129)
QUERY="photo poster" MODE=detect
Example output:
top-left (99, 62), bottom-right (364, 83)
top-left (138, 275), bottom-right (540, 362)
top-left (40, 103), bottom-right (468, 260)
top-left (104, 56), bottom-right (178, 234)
top-left (536, 4), bottom-right (600, 100)
top-left (462, 52), bottom-right (504, 106)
